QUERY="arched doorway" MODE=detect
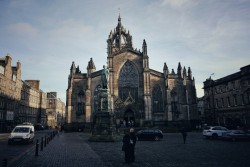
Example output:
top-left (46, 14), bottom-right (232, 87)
top-left (124, 109), bottom-right (135, 127)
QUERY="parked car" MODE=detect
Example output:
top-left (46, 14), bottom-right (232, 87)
top-left (34, 124), bottom-right (45, 131)
top-left (221, 130), bottom-right (250, 141)
top-left (136, 129), bottom-right (163, 141)
top-left (8, 124), bottom-right (35, 145)
top-left (203, 126), bottom-right (229, 139)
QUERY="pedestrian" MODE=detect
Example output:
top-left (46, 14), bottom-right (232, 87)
top-left (129, 128), bottom-right (136, 162)
top-left (122, 130), bottom-right (132, 163)
top-left (180, 127), bottom-right (187, 144)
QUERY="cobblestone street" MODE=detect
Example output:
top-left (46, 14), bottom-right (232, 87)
top-left (9, 132), bottom-right (250, 167)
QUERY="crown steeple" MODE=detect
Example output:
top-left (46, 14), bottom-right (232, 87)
top-left (107, 15), bottom-right (133, 55)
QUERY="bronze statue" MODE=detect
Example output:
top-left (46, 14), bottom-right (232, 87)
top-left (101, 65), bottom-right (109, 89)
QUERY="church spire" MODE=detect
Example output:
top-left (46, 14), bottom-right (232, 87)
top-left (70, 61), bottom-right (76, 74)
top-left (87, 58), bottom-right (96, 70)
top-left (142, 39), bottom-right (147, 56)
top-left (87, 58), bottom-right (96, 76)
top-left (183, 66), bottom-right (187, 78)
top-left (188, 67), bottom-right (192, 79)
top-left (177, 62), bottom-right (182, 77)
top-left (163, 62), bottom-right (169, 78)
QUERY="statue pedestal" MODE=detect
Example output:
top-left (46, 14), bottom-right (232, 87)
top-left (89, 111), bottom-right (120, 142)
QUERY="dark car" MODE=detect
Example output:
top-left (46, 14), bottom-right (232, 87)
top-left (222, 130), bottom-right (250, 141)
top-left (34, 124), bottom-right (44, 131)
top-left (136, 129), bottom-right (163, 141)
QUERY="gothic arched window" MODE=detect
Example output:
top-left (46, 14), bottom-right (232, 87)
top-left (76, 90), bottom-right (85, 115)
top-left (152, 85), bottom-right (163, 113)
top-left (77, 90), bottom-right (84, 102)
top-left (118, 61), bottom-right (139, 101)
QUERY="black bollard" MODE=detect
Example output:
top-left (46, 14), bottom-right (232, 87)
top-left (40, 137), bottom-right (43, 151)
top-left (2, 158), bottom-right (7, 167)
top-left (35, 139), bottom-right (39, 156)
top-left (44, 136), bottom-right (46, 147)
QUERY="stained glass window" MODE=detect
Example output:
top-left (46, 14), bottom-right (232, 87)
top-left (118, 61), bottom-right (139, 101)
top-left (152, 85), bottom-right (163, 113)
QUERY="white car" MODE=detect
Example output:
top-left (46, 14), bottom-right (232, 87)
top-left (203, 126), bottom-right (229, 139)
top-left (8, 125), bottom-right (35, 144)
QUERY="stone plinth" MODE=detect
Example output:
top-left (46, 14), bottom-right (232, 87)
top-left (89, 112), bottom-right (120, 142)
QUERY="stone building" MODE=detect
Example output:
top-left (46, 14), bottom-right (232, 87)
top-left (46, 92), bottom-right (65, 128)
top-left (66, 16), bottom-right (198, 130)
top-left (203, 65), bottom-right (250, 128)
top-left (0, 54), bottom-right (47, 132)
top-left (197, 97), bottom-right (205, 125)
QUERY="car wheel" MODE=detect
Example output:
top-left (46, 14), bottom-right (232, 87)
top-left (154, 136), bottom-right (160, 141)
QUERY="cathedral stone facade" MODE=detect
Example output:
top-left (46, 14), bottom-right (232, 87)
top-left (66, 16), bottom-right (198, 129)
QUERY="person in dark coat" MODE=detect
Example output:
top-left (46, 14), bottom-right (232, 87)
top-left (180, 127), bottom-right (187, 144)
top-left (129, 128), bottom-right (136, 162)
top-left (122, 130), bottom-right (132, 163)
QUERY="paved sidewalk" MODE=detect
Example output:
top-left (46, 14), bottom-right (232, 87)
top-left (12, 132), bottom-right (107, 167)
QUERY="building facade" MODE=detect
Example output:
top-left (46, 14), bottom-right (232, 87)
top-left (0, 54), bottom-right (48, 132)
top-left (46, 92), bottom-right (65, 128)
top-left (66, 16), bottom-right (198, 129)
top-left (203, 65), bottom-right (250, 128)
top-left (197, 97), bottom-right (205, 125)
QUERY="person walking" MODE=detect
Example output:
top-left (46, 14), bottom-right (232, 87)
top-left (180, 127), bottom-right (187, 144)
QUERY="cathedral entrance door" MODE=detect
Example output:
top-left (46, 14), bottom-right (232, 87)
top-left (124, 109), bottom-right (135, 127)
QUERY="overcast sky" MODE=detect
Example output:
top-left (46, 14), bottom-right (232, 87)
top-left (0, 0), bottom-right (250, 103)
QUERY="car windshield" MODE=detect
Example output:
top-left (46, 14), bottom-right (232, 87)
top-left (13, 127), bottom-right (30, 133)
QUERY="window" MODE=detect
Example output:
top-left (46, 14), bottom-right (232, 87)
top-left (215, 99), bottom-right (218, 108)
top-left (221, 98), bottom-right (224, 107)
top-left (77, 90), bottom-right (84, 102)
top-left (227, 97), bottom-right (231, 107)
top-left (232, 81), bottom-right (236, 90)
top-left (241, 94), bottom-right (245, 105)
top-left (152, 85), bottom-right (163, 113)
top-left (77, 102), bottom-right (85, 115)
top-left (233, 95), bottom-right (237, 106)
top-left (118, 61), bottom-right (139, 101)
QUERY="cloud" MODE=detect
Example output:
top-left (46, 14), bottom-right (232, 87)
top-left (1, 0), bottom-right (250, 101)
top-left (161, 0), bottom-right (197, 8)
top-left (7, 22), bottom-right (38, 38)
top-left (9, 0), bottom-right (33, 8)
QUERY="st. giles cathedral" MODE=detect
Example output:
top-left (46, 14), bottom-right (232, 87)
top-left (66, 15), bottom-right (198, 129)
